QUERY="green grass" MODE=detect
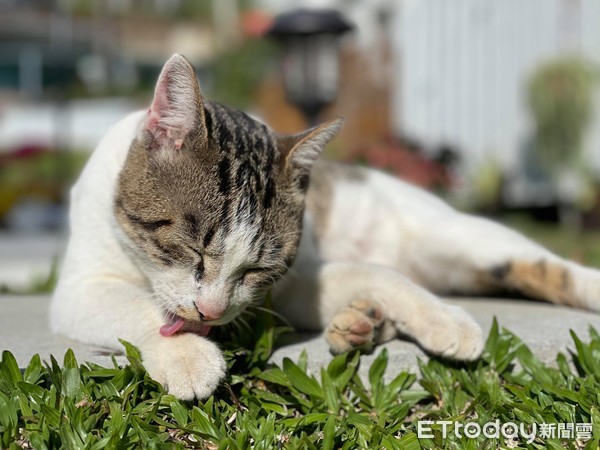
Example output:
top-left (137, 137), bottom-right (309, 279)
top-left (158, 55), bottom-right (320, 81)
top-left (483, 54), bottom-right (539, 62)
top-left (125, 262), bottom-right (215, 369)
top-left (2, 216), bottom-right (600, 448)
top-left (1, 309), bottom-right (600, 449)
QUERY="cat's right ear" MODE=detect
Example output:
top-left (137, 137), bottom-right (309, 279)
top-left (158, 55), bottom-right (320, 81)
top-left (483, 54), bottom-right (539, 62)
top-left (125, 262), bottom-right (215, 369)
top-left (144, 54), bottom-right (206, 150)
top-left (278, 118), bottom-right (344, 188)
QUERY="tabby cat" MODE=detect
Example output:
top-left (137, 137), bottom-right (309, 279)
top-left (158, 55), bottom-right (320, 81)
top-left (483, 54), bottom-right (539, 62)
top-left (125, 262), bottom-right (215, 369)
top-left (51, 54), bottom-right (600, 400)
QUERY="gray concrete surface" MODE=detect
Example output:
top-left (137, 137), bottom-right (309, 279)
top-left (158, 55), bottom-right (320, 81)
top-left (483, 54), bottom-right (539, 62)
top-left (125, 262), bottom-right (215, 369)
top-left (2, 295), bottom-right (600, 380)
top-left (1, 232), bottom-right (599, 377)
top-left (272, 298), bottom-right (600, 380)
top-left (1, 296), bottom-right (124, 368)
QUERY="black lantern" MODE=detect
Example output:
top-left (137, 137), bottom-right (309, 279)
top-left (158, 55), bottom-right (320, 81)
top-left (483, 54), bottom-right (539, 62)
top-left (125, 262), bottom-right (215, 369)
top-left (266, 9), bottom-right (354, 125)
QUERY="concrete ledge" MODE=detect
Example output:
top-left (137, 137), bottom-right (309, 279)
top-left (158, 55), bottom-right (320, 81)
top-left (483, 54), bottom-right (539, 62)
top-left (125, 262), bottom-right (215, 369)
top-left (1, 295), bottom-right (124, 368)
top-left (2, 296), bottom-right (600, 378)
top-left (271, 298), bottom-right (600, 381)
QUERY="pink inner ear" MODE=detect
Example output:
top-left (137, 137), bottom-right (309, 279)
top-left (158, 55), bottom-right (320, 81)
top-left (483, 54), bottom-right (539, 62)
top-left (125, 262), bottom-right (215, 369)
top-left (146, 81), bottom-right (170, 138)
top-left (146, 109), bottom-right (161, 137)
top-left (144, 55), bottom-right (202, 148)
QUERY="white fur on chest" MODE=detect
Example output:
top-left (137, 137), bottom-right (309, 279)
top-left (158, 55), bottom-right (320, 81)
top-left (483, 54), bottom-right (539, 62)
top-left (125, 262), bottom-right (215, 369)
top-left (50, 111), bottom-right (152, 344)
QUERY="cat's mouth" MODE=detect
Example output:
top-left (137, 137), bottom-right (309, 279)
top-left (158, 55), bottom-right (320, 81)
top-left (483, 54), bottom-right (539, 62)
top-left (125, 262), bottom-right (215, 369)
top-left (159, 314), bottom-right (212, 337)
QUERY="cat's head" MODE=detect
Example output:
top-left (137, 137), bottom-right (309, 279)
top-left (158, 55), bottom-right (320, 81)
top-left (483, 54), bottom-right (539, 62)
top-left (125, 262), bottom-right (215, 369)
top-left (114, 54), bottom-right (342, 331)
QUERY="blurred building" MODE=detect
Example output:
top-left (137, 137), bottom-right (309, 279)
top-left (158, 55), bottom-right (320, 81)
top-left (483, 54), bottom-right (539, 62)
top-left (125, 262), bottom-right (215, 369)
top-left (397, 0), bottom-right (600, 178)
top-left (0, 0), bottom-right (216, 150)
top-left (260, 0), bottom-right (600, 172)
top-left (1, 0), bottom-right (600, 211)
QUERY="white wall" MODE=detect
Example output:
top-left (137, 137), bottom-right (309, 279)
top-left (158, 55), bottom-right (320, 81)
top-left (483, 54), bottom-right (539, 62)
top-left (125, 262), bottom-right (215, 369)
top-left (257, 0), bottom-right (600, 174)
top-left (394, 0), bottom-right (600, 173)
top-left (0, 99), bottom-right (139, 151)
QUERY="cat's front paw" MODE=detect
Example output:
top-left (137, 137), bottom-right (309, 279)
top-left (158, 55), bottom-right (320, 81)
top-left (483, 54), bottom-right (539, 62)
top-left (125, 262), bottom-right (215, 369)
top-left (414, 305), bottom-right (484, 361)
top-left (141, 333), bottom-right (226, 400)
top-left (326, 299), bottom-right (389, 354)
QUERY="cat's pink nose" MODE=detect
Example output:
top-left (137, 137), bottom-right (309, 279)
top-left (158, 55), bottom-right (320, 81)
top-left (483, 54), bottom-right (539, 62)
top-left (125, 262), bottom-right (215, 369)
top-left (196, 302), bottom-right (225, 322)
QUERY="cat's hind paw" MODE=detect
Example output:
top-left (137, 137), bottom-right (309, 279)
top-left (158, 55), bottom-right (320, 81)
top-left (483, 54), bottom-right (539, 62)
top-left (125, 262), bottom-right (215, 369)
top-left (326, 299), bottom-right (389, 354)
top-left (142, 333), bottom-right (226, 400)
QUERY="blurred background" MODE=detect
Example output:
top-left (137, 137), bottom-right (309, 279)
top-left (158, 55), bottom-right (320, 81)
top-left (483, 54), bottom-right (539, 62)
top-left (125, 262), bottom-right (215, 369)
top-left (1, 0), bottom-right (600, 293)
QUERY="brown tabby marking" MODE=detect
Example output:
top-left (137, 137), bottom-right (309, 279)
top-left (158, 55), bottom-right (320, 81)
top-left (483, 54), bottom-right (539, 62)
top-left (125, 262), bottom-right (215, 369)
top-left (113, 56), bottom-right (342, 294)
top-left (489, 260), bottom-right (580, 307)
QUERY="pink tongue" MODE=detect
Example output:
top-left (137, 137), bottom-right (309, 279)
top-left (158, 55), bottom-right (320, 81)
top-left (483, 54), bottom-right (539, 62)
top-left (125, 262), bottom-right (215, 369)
top-left (159, 318), bottom-right (185, 337)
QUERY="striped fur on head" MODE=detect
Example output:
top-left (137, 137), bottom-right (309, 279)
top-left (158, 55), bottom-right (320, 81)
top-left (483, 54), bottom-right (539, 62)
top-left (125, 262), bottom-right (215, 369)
top-left (113, 54), bottom-right (342, 325)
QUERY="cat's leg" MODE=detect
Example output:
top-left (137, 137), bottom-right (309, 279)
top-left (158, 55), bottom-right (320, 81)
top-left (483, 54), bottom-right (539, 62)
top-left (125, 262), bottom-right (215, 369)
top-left (51, 275), bottom-right (225, 400)
top-left (273, 262), bottom-right (484, 360)
top-left (411, 212), bottom-right (600, 311)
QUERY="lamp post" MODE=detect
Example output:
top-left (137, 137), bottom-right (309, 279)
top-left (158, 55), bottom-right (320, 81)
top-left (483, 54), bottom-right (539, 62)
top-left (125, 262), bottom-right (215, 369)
top-left (266, 8), bottom-right (353, 126)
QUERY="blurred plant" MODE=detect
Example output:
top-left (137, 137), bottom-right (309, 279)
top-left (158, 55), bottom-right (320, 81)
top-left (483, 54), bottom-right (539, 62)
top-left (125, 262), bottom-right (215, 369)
top-left (527, 57), bottom-right (596, 173)
top-left (208, 40), bottom-right (277, 109)
top-left (343, 138), bottom-right (457, 194)
top-left (470, 157), bottom-right (504, 212)
top-left (0, 148), bottom-right (89, 220)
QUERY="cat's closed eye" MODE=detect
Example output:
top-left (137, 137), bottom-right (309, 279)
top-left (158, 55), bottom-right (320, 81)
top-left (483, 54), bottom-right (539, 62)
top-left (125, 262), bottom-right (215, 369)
top-left (195, 258), bottom-right (205, 282)
top-left (116, 199), bottom-right (173, 232)
top-left (187, 246), bottom-right (205, 282)
top-left (138, 219), bottom-right (172, 231)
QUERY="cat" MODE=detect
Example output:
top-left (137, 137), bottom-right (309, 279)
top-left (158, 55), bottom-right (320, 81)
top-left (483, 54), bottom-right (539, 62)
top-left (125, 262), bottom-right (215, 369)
top-left (51, 54), bottom-right (600, 400)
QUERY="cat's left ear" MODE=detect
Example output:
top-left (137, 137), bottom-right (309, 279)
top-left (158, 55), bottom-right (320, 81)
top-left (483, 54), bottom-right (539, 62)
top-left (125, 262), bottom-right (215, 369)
top-left (279, 118), bottom-right (344, 184)
top-left (145, 54), bottom-right (206, 150)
